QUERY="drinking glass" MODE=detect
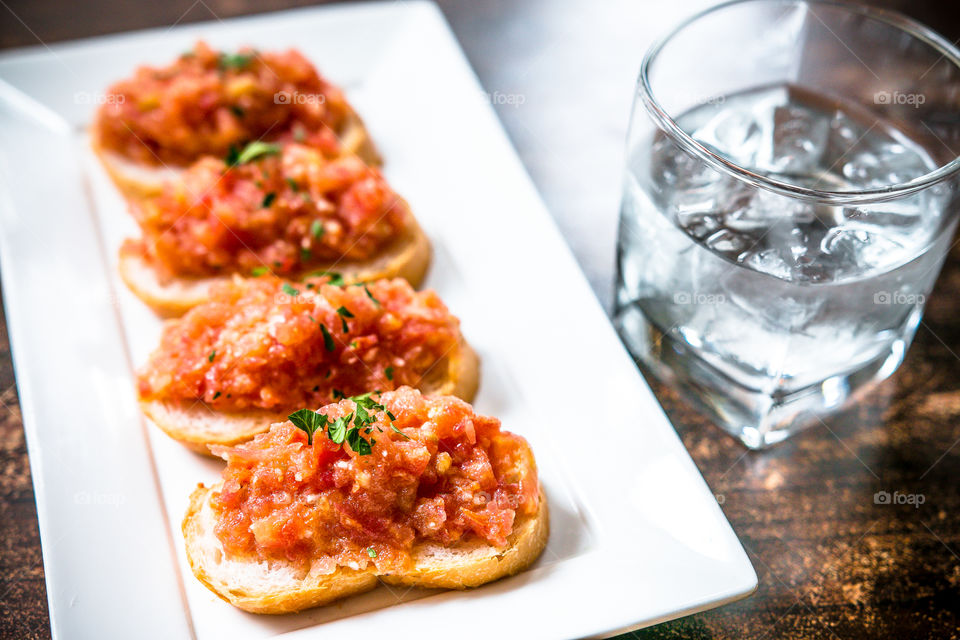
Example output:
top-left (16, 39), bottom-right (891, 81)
top-left (615, 0), bottom-right (960, 448)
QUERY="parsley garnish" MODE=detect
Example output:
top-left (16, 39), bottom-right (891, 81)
top-left (261, 192), bottom-right (276, 208)
top-left (208, 350), bottom-right (216, 363)
top-left (251, 266), bottom-right (268, 276)
top-left (218, 52), bottom-right (253, 70)
top-left (305, 270), bottom-right (344, 286)
top-left (227, 141), bottom-right (281, 167)
top-left (353, 283), bottom-right (380, 306)
top-left (347, 426), bottom-right (373, 455)
top-left (320, 324), bottom-right (336, 352)
top-left (384, 366), bottom-right (393, 381)
top-left (212, 391), bottom-right (222, 400)
top-left (336, 306), bottom-right (354, 333)
top-left (286, 177), bottom-right (299, 192)
top-left (288, 392), bottom-right (403, 454)
top-left (225, 144), bottom-right (240, 166)
top-left (310, 220), bottom-right (324, 238)
top-left (288, 408), bottom-right (328, 445)
top-left (367, 547), bottom-right (377, 558)
top-left (282, 283), bottom-right (299, 297)
top-left (327, 415), bottom-right (348, 444)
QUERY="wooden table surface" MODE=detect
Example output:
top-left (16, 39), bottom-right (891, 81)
top-left (2, 1), bottom-right (960, 638)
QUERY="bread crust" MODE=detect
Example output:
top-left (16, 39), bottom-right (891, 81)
top-left (118, 212), bottom-right (432, 317)
top-left (90, 107), bottom-right (381, 201)
top-left (182, 483), bottom-right (548, 614)
top-left (141, 339), bottom-right (479, 454)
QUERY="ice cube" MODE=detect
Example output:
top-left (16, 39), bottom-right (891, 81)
top-left (842, 201), bottom-right (926, 229)
top-left (822, 110), bottom-right (864, 169)
top-left (693, 109), bottom-right (763, 166)
top-left (704, 228), bottom-right (752, 257)
top-left (676, 210), bottom-right (723, 239)
top-left (651, 136), bottom-right (721, 190)
top-left (762, 104), bottom-right (830, 174)
top-left (738, 247), bottom-right (793, 279)
top-left (820, 226), bottom-right (910, 273)
top-left (723, 188), bottom-right (815, 232)
top-left (842, 142), bottom-right (932, 188)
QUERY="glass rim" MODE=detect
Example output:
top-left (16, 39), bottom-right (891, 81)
top-left (639, 0), bottom-right (960, 204)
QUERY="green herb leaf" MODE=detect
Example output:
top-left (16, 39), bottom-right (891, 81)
top-left (367, 547), bottom-right (377, 558)
top-left (384, 366), bottom-right (393, 381)
top-left (282, 283), bottom-right (299, 297)
top-left (288, 408), bottom-right (328, 445)
top-left (228, 141), bottom-right (281, 167)
top-left (362, 284), bottom-right (380, 306)
top-left (320, 324), bottom-right (336, 352)
top-left (327, 415), bottom-right (349, 444)
top-left (212, 391), bottom-right (222, 400)
top-left (332, 389), bottom-right (345, 400)
top-left (251, 266), bottom-right (268, 277)
top-left (346, 426), bottom-right (372, 455)
top-left (208, 350), bottom-right (216, 363)
top-left (218, 52), bottom-right (253, 70)
top-left (261, 192), bottom-right (276, 208)
top-left (310, 220), bottom-right (324, 238)
top-left (305, 270), bottom-right (343, 286)
top-left (229, 105), bottom-right (245, 118)
top-left (286, 177), bottom-right (299, 192)
top-left (225, 145), bottom-right (240, 166)
top-left (354, 403), bottom-right (371, 426)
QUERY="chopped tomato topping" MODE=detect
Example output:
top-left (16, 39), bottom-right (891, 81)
top-left (95, 41), bottom-right (351, 166)
top-left (210, 387), bottom-right (540, 570)
top-left (125, 145), bottom-right (408, 278)
top-left (137, 278), bottom-right (461, 411)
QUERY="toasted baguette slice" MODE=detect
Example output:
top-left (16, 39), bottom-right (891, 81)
top-left (90, 110), bottom-right (381, 202)
top-left (119, 213), bottom-right (431, 317)
top-left (183, 483), bottom-right (548, 614)
top-left (142, 338), bottom-right (479, 454)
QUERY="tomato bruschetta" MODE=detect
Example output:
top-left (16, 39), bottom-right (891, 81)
top-left (137, 276), bottom-right (478, 452)
top-left (183, 386), bottom-right (548, 614)
top-left (92, 41), bottom-right (379, 199)
top-left (119, 142), bottom-right (429, 316)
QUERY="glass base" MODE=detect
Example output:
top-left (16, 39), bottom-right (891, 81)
top-left (615, 303), bottom-right (914, 449)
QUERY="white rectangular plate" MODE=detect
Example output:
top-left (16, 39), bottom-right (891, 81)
top-left (0, 3), bottom-right (756, 638)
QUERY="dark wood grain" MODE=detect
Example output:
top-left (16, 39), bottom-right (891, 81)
top-left (1, 1), bottom-right (959, 639)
